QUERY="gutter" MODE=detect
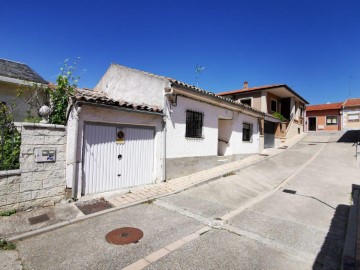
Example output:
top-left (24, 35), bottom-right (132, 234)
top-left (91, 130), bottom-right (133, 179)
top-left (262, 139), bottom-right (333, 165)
top-left (75, 101), bottom-right (164, 116)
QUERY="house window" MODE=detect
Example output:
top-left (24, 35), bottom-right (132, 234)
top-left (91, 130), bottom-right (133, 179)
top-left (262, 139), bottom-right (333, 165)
top-left (271, 99), bottom-right (277, 112)
top-left (240, 98), bottom-right (252, 107)
top-left (186, 110), bottom-right (203, 138)
top-left (242, 123), bottom-right (253, 142)
top-left (348, 113), bottom-right (359, 122)
top-left (326, 116), bottom-right (337, 125)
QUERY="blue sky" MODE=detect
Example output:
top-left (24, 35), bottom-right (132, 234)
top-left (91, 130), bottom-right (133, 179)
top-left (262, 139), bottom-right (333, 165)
top-left (1, 0), bottom-right (360, 104)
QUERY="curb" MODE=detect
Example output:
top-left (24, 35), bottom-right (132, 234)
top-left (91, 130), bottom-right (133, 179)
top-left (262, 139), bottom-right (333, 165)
top-left (7, 133), bottom-right (308, 242)
top-left (342, 185), bottom-right (360, 270)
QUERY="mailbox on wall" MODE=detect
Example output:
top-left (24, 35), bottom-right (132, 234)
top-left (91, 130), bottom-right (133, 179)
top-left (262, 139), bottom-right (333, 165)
top-left (34, 148), bottom-right (56, 163)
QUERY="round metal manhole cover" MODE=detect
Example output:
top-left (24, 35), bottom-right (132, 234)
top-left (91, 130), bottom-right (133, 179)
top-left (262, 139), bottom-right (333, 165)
top-left (105, 227), bottom-right (143, 245)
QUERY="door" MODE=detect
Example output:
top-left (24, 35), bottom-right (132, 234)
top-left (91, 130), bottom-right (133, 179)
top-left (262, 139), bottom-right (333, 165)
top-left (82, 124), bottom-right (154, 195)
top-left (308, 117), bottom-right (316, 131)
top-left (264, 121), bottom-right (276, 148)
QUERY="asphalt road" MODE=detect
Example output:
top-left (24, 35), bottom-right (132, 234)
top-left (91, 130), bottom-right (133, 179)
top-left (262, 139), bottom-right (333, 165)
top-left (15, 131), bottom-right (359, 270)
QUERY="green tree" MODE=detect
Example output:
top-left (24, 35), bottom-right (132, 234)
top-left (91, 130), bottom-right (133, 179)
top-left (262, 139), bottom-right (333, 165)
top-left (49, 58), bottom-right (80, 125)
top-left (0, 103), bottom-right (21, 170)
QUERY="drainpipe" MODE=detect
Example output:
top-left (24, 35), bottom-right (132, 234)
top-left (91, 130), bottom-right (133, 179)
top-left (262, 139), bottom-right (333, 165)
top-left (71, 104), bottom-right (82, 199)
top-left (163, 87), bottom-right (174, 182)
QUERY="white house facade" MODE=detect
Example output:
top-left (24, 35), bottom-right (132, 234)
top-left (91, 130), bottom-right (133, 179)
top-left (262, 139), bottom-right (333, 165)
top-left (66, 64), bottom-right (264, 198)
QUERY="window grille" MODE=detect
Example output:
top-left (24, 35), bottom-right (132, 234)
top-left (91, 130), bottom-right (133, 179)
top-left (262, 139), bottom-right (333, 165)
top-left (243, 123), bottom-right (253, 142)
top-left (186, 110), bottom-right (203, 138)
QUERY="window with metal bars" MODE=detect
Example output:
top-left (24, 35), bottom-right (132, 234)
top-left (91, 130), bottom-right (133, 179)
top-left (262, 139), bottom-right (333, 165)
top-left (185, 110), bottom-right (203, 138)
top-left (242, 122), bottom-right (253, 142)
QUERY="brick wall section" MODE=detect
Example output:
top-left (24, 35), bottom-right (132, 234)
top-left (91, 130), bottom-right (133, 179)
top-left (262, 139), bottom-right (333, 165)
top-left (0, 123), bottom-right (66, 211)
top-left (306, 109), bottom-right (341, 131)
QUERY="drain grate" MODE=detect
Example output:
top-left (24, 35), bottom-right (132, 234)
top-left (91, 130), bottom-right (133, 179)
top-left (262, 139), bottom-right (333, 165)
top-left (28, 214), bottom-right (50, 225)
top-left (76, 199), bottom-right (114, 215)
top-left (308, 143), bottom-right (317, 145)
top-left (283, 189), bottom-right (297, 194)
top-left (259, 154), bottom-right (269, 157)
top-left (105, 227), bottom-right (143, 245)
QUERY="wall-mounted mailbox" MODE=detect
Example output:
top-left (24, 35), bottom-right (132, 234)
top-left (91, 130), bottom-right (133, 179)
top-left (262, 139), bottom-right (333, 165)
top-left (35, 148), bottom-right (56, 163)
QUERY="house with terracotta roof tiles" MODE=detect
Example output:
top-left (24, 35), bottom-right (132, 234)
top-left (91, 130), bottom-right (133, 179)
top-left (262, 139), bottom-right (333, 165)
top-left (66, 64), bottom-right (264, 198)
top-left (218, 82), bottom-right (309, 148)
top-left (342, 98), bottom-right (360, 130)
top-left (305, 102), bottom-right (342, 131)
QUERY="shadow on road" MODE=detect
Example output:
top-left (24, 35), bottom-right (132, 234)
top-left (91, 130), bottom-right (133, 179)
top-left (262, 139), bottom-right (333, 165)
top-left (337, 130), bottom-right (360, 143)
top-left (313, 204), bottom-right (350, 269)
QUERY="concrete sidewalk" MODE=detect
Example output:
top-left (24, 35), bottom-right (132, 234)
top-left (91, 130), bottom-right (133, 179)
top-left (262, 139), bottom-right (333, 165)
top-left (0, 133), bottom-right (308, 242)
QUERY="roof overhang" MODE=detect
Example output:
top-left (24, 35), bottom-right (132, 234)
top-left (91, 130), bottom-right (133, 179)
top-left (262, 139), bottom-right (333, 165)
top-left (264, 114), bottom-right (281, 123)
top-left (171, 82), bottom-right (264, 119)
top-left (0, 75), bottom-right (46, 87)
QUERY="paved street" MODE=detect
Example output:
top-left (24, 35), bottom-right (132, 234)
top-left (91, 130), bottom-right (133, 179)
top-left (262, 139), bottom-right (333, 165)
top-left (12, 132), bottom-right (359, 270)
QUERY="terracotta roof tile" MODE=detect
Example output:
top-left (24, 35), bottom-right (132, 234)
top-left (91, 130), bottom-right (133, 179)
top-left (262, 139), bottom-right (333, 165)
top-left (72, 89), bottom-right (163, 113)
top-left (343, 98), bottom-right (360, 107)
top-left (306, 102), bottom-right (343, 111)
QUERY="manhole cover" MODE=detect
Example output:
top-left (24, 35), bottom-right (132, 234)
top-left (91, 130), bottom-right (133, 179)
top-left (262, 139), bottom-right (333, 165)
top-left (28, 214), bottom-right (50, 225)
top-left (76, 199), bottom-right (114, 215)
top-left (308, 143), bottom-right (317, 145)
top-left (105, 227), bottom-right (143, 245)
top-left (259, 154), bottom-right (269, 157)
top-left (278, 146), bottom-right (288, 149)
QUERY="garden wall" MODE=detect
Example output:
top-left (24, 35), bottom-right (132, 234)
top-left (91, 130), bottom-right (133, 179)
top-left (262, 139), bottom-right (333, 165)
top-left (0, 123), bottom-right (66, 211)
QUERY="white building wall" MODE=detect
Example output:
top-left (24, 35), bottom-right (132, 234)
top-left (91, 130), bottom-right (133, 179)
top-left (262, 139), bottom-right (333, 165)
top-left (343, 108), bottom-right (360, 130)
top-left (66, 105), bottom-right (164, 195)
top-left (166, 96), bottom-right (259, 159)
top-left (94, 64), bottom-right (170, 109)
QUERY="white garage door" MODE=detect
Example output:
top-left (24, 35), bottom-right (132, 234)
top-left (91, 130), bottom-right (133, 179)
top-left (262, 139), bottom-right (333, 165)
top-left (82, 124), bottom-right (155, 195)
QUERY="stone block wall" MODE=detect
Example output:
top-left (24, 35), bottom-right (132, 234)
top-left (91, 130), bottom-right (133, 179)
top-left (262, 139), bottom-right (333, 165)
top-left (0, 123), bottom-right (67, 211)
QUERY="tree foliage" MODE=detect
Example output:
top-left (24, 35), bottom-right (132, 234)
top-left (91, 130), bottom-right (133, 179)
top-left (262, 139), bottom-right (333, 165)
top-left (48, 58), bottom-right (80, 125)
top-left (0, 103), bottom-right (21, 170)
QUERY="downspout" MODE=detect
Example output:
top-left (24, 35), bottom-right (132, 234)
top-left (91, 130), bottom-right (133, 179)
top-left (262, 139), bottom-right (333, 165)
top-left (163, 87), bottom-right (174, 182)
top-left (71, 104), bottom-right (82, 199)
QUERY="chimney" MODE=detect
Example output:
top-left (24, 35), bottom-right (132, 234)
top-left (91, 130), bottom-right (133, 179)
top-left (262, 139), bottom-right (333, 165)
top-left (243, 81), bottom-right (248, 89)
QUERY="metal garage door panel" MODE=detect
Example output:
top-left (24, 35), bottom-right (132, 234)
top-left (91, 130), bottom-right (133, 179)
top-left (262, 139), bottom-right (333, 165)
top-left (83, 124), bottom-right (154, 195)
top-left (264, 121), bottom-right (276, 149)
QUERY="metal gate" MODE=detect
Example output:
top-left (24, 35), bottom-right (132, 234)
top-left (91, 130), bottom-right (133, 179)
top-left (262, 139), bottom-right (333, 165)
top-left (82, 124), bottom-right (154, 195)
top-left (264, 121), bottom-right (276, 148)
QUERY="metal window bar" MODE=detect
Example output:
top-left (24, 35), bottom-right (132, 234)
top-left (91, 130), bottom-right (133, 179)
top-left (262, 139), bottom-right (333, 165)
top-left (0, 125), bottom-right (20, 171)
top-left (186, 111), bottom-right (203, 138)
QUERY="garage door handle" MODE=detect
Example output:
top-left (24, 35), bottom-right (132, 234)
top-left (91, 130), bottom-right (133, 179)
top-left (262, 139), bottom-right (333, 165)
top-left (117, 174), bottom-right (121, 177)
top-left (118, 154), bottom-right (122, 160)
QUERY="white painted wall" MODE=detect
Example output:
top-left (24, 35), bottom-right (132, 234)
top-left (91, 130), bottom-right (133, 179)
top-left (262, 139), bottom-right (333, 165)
top-left (166, 95), bottom-right (260, 159)
top-left (66, 105), bottom-right (164, 196)
top-left (94, 64), bottom-right (170, 109)
top-left (343, 108), bottom-right (360, 130)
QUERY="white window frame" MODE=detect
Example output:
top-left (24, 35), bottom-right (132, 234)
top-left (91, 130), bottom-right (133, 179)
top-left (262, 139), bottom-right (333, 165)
top-left (348, 112), bottom-right (359, 122)
top-left (239, 97), bottom-right (252, 107)
top-left (270, 98), bottom-right (278, 113)
top-left (326, 115), bottom-right (338, 126)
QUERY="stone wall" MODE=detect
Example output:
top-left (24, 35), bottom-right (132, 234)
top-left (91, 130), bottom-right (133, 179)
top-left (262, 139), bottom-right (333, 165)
top-left (0, 123), bottom-right (66, 211)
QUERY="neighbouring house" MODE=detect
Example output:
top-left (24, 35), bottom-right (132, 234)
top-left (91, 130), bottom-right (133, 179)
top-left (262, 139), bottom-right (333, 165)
top-left (305, 102), bottom-right (342, 132)
top-left (218, 82), bottom-right (309, 148)
top-left (342, 98), bottom-right (360, 130)
top-left (0, 59), bottom-right (48, 122)
top-left (66, 64), bottom-right (264, 198)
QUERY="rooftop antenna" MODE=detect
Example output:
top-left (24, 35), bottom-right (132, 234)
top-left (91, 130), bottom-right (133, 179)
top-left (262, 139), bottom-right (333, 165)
top-left (195, 65), bottom-right (206, 88)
